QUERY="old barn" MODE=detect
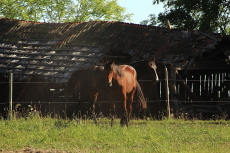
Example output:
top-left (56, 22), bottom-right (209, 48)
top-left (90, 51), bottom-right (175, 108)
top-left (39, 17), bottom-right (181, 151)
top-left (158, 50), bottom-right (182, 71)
top-left (0, 18), bottom-right (230, 119)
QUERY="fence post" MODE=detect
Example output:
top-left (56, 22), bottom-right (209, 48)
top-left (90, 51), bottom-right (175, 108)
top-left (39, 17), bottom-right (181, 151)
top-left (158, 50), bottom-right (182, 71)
top-left (164, 66), bottom-right (170, 118)
top-left (9, 73), bottom-right (13, 120)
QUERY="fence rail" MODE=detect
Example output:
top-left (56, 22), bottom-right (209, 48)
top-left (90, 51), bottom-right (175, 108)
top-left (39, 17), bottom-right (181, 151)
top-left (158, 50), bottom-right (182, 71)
top-left (1, 100), bottom-right (229, 104)
top-left (1, 79), bottom-right (230, 84)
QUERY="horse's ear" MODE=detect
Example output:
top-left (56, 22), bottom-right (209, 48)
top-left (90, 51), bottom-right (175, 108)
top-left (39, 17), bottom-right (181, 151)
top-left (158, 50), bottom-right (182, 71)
top-left (149, 56), bottom-right (155, 61)
top-left (111, 58), bottom-right (115, 63)
top-left (103, 58), bottom-right (108, 64)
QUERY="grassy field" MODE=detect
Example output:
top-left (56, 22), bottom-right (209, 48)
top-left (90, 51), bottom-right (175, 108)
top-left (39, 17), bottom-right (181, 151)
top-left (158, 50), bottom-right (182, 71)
top-left (0, 116), bottom-right (230, 153)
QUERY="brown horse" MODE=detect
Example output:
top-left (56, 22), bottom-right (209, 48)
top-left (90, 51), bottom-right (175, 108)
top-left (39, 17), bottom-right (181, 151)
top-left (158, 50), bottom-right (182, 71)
top-left (130, 58), bottom-right (158, 83)
top-left (66, 59), bottom-right (158, 118)
top-left (66, 66), bottom-right (107, 115)
top-left (104, 60), bottom-right (147, 126)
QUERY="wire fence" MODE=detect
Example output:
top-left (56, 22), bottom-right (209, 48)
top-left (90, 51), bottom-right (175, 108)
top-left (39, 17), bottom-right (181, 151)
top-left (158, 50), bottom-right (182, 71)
top-left (1, 78), bottom-right (230, 104)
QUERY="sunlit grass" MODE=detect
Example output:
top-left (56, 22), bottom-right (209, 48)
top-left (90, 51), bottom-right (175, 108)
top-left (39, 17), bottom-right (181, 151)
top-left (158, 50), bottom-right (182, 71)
top-left (0, 116), bottom-right (230, 152)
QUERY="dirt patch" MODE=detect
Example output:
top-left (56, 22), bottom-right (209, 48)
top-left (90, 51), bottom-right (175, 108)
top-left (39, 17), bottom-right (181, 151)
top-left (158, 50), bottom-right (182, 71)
top-left (0, 146), bottom-right (84, 153)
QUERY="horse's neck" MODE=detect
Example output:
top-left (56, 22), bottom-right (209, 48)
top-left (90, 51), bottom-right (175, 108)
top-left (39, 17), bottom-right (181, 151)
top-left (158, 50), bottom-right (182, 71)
top-left (131, 62), bottom-right (145, 80)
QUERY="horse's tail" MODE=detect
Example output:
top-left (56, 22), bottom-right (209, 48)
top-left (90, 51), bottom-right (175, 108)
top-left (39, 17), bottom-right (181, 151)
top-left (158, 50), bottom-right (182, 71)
top-left (135, 80), bottom-right (147, 109)
top-left (66, 70), bottom-right (82, 102)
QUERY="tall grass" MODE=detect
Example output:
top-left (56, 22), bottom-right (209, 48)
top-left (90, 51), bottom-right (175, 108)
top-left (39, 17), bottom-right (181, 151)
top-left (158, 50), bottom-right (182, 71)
top-left (0, 116), bottom-right (230, 153)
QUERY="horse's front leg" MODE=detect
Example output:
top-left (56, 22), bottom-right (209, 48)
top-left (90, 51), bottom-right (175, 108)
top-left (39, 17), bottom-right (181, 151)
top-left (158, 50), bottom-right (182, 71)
top-left (109, 95), bottom-right (116, 126)
top-left (120, 93), bottom-right (128, 127)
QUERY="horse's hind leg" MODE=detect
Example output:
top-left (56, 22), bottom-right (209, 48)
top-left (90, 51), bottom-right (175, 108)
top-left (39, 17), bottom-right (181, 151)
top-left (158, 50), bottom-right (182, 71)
top-left (88, 92), bottom-right (98, 113)
top-left (72, 91), bottom-right (82, 118)
top-left (88, 92), bottom-right (98, 122)
top-left (127, 95), bottom-right (133, 124)
top-left (126, 89), bottom-right (135, 126)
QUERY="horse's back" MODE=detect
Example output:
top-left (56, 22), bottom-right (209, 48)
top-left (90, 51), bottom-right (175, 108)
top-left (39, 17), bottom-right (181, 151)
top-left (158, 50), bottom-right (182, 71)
top-left (77, 67), bottom-right (97, 90)
top-left (119, 65), bottom-right (137, 92)
top-left (119, 65), bottom-right (137, 79)
top-left (78, 66), bottom-right (107, 93)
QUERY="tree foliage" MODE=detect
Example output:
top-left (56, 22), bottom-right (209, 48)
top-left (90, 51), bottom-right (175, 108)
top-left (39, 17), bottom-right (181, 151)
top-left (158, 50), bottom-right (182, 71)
top-left (143, 0), bottom-right (230, 33)
top-left (0, 0), bottom-right (132, 23)
top-left (140, 14), bottom-right (158, 26)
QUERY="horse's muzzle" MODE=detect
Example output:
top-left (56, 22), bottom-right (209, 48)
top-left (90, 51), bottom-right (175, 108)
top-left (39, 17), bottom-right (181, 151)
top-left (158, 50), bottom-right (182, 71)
top-left (152, 79), bottom-right (159, 85)
top-left (108, 81), bottom-right (112, 86)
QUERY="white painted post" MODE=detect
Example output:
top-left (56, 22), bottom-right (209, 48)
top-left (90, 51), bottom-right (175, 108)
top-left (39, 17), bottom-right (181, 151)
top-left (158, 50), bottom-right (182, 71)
top-left (164, 67), bottom-right (170, 118)
top-left (9, 73), bottom-right (13, 120)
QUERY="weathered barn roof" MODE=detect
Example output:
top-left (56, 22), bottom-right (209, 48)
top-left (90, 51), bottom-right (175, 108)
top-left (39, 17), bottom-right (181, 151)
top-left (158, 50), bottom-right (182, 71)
top-left (0, 18), bottom-right (229, 82)
top-left (0, 40), bottom-right (103, 82)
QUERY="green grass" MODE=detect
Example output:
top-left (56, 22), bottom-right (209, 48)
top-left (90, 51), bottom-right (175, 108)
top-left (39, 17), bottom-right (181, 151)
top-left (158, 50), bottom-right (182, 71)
top-left (0, 116), bottom-right (230, 153)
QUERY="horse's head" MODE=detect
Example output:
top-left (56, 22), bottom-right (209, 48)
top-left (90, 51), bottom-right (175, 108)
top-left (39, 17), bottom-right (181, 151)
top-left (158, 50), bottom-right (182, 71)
top-left (104, 59), bottom-right (115, 87)
top-left (145, 58), bottom-right (159, 84)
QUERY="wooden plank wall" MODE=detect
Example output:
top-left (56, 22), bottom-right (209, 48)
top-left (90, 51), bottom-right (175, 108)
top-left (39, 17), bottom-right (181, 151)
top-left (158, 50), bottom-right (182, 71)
top-left (179, 70), bottom-right (230, 102)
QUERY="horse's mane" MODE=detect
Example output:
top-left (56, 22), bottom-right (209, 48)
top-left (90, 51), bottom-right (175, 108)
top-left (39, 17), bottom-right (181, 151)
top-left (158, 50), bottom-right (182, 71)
top-left (130, 60), bottom-right (144, 65)
top-left (113, 64), bottom-right (125, 78)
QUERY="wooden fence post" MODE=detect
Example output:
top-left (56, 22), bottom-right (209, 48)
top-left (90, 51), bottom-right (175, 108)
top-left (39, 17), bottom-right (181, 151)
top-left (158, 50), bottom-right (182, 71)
top-left (164, 66), bottom-right (170, 118)
top-left (9, 73), bottom-right (13, 120)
